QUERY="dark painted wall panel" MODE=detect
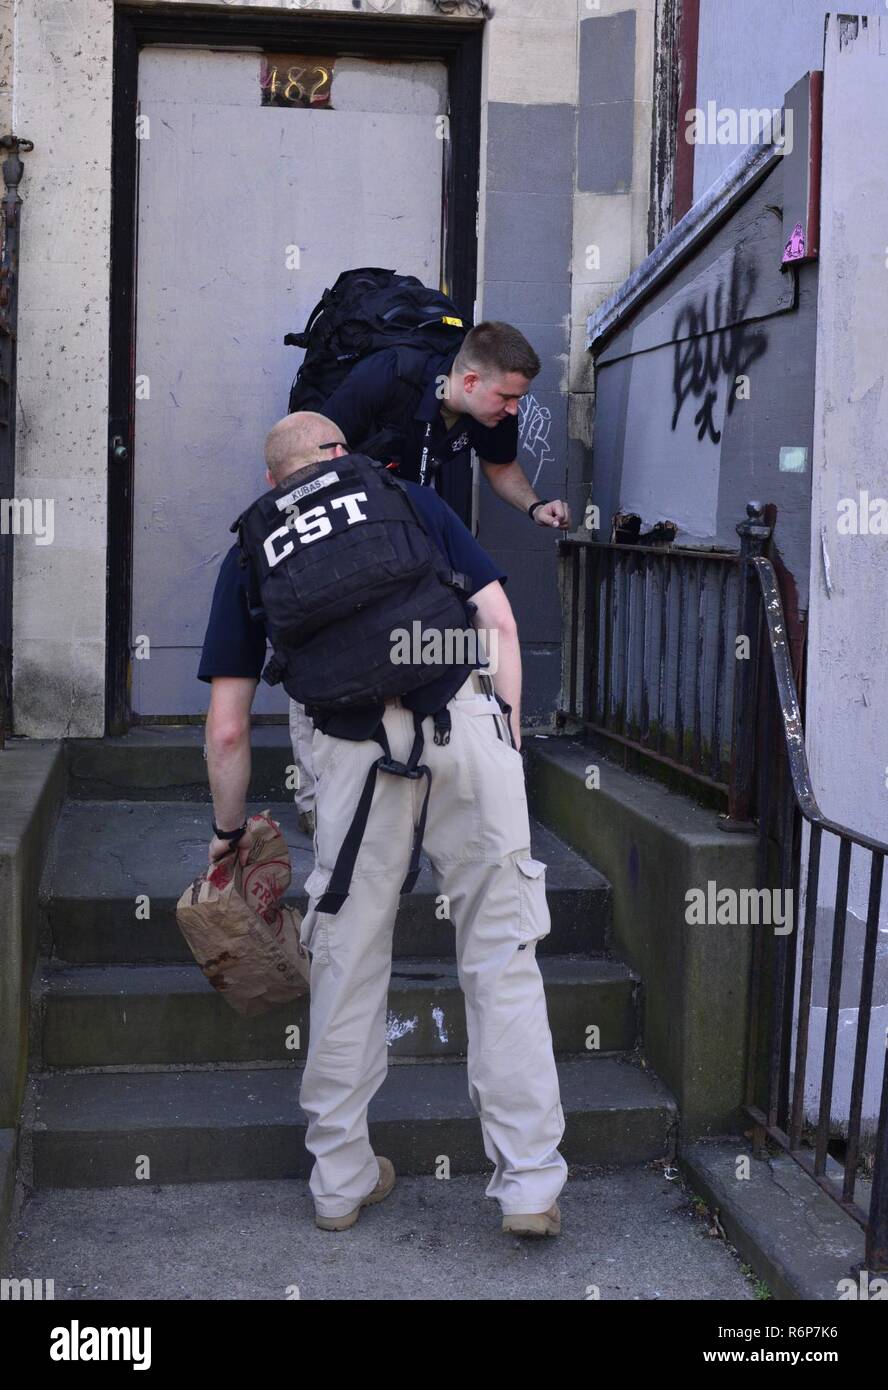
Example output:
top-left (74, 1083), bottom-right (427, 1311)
top-left (577, 101), bottom-right (635, 193)
top-left (486, 101), bottom-right (576, 195)
top-left (577, 10), bottom-right (636, 193)
top-left (478, 102), bottom-right (575, 723)
top-left (591, 159), bottom-right (816, 612)
top-left (482, 278), bottom-right (571, 326)
top-left (579, 9), bottom-right (636, 104)
top-left (483, 191), bottom-right (573, 282)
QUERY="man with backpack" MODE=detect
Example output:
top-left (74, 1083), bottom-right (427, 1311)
top-left (284, 273), bottom-right (571, 836)
top-left (318, 319), bottom-right (569, 528)
top-left (199, 410), bottom-right (568, 1237)
top-left (285, 271), bottom-right (570, 531)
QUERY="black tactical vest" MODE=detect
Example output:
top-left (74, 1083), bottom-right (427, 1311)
top-left (230, 453), bottom-right (478, 722)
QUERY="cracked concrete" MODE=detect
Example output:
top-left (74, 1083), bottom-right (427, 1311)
top-left (680, 1141), bottom-right (870, 1300)
top-left (6, 1162), bottom-right (758, 1302)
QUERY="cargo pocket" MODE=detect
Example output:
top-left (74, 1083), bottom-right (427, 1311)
top-left (516, 855), bottom-right (551, 944)
top-left (311, 728), bottom-right (349, 788)
top-left (299, 865), bottom-right (333, 963)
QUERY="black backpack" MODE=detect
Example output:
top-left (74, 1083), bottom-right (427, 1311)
top-left (230, 452), bottom-right (477, 716)
top-left (285, 267), bottom-right (469, 416)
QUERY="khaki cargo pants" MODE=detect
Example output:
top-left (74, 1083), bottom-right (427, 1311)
top-left (288, 700), bottom-right (316, 816)
top-left (296, 671), bottom-right (567, 1219)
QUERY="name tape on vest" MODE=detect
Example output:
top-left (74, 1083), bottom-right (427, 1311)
top-left (275, 471), bottom-right (341, 512)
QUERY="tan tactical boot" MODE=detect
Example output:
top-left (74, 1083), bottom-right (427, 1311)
top-left (501, 1202), bottom-right (562, 1237)
top-left (315, 1157), bottom-right (396, 1232)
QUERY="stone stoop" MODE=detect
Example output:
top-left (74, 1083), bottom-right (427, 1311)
top-left (18, 728), bottom-right (678, 1191)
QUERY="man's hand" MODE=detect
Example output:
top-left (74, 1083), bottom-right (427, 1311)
top-left (532, 498), bottom-right (571, 529)
top-left (208, 824), bottom-right (254, 868)
top-left (470, 579), bottom-right (523, 752)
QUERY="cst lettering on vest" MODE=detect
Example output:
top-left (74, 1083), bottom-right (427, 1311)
top-left (264, 491), bottom-right (370, 566)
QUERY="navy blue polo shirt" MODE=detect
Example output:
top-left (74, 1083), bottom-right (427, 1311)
top-left (197, 479), bottom-right (507, 685)
top-left (319, 345), bottom-right (518, 523)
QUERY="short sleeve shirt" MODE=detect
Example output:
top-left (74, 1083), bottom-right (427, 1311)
top-left (319, 346), bottom-right (518, 522)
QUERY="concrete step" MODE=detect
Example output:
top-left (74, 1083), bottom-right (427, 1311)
top-left (40, 957), bottom-right (639, 1067)
top-left (28, 1057), bottom-right (677, 1188)
top-left (65, 726), bottom-right (294, 803)
top-left (41, 801), bottom-right (612, 962)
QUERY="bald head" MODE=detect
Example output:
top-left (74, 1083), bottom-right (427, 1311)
top-left (265, 412), bottom-right (348, 484)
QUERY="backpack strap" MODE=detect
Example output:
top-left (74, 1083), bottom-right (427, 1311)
top-left (378, 467), bottom-right (473, 600)
top-left (283, 286), bottom-right (330, 349)
top-left (315, 709), bottom-right (432, 915)
top-left (230, 511), bottom-right (267, 622)
top-left (393, 342), bottom-right (456, 390)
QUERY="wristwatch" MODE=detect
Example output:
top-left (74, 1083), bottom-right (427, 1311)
top-left (211, 818), bottom-right (248, 847)
top-left (528, 499), bottom-right (550, 520)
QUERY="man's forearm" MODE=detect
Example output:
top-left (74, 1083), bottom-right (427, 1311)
top-left (487, 623), bottom-right (522, 746)
top-left (480, 458), bottom-right (537, 513)
top-left (205, 710), bottom-right (252, 829)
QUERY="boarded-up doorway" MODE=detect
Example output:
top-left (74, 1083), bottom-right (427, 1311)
top-left (131, 46), bottom-right (448, 717)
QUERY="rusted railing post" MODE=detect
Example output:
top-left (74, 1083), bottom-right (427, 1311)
top-left (0, 134), bottom-right (33, 749)
top-left (866, 1029), bottom-right (888, 1271)
top-left (726, 501), bottom-right (772, 825)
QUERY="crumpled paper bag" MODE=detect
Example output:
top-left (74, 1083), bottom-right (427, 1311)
top-left (175, 809), bottom-right (310, 1017)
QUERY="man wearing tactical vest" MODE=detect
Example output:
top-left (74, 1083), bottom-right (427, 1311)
top-left (319, 319), bottom-right (570, 528)
top-left (199, 410), bottom-right (567, 1237)
top-left (289, 320), bottom-right (572, 837)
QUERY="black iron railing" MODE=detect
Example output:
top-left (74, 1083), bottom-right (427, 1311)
top-left (744, 553), bottom-right (888, 1274)
top-left (559, 503), bottom-right (888, 1269)
top-left (0, 134), bottom-right (32, 749)
top-left (558, 505), bottom-right (770, 819)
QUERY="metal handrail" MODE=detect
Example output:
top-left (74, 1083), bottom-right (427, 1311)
top-left (745, 551), bottom-right (888, 1273)
top-left (751, 554), bottom-right (888, 856)
top-left (557, 533), bottom-right (742, 803)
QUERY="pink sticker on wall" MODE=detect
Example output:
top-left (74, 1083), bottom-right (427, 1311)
top-left (783, 222), bottom-right (806, 264)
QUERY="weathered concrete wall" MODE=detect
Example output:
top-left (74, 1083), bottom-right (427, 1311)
top-left (801, 13), bottom-right (888, 1133)
top-left (0, 0), bottom-right (12, 131)
top-left (527, 738), bottom-right (757, 1137)
top-left (0, 738), bottom-right (65, 1263)
top-left (693, 0), bottom-right (885, 200)
top-left (11, 0), bottom-right (114, 737)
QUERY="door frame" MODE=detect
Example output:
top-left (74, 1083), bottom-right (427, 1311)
top-left (108, 2), bottom-right (484, 733)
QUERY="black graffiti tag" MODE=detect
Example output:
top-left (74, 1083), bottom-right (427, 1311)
top-left (671, 264), bottom-right (769, 444)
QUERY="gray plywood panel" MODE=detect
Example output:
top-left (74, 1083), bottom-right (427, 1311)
top-left (130, 637), bottom-right (287, 718)
top-left (132, 47), bottom-right (446, 715)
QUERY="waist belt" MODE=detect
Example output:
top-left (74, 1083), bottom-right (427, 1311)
top-left (315, 705), bottom-right (451, 916)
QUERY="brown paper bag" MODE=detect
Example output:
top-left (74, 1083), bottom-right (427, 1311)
top-left (175, 809), bottom-right (310, 1018)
